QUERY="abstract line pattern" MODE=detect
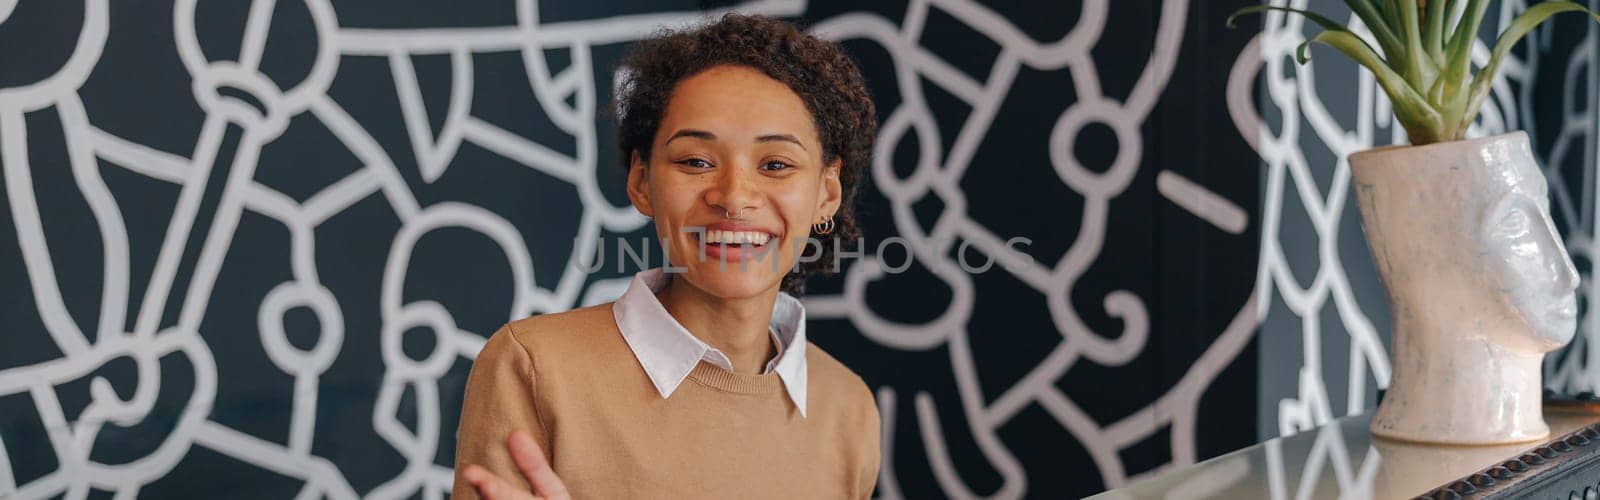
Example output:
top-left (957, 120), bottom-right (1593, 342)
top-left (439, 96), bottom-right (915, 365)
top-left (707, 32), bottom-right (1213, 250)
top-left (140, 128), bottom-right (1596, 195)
top-left (0, 0), bottom-right (1258, 497)
top-left (807, 0), bottom-right (1258, 493)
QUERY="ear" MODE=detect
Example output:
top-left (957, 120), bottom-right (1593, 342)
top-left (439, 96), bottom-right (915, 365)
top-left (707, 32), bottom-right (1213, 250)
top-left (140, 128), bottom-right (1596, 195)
top-left (626, 151), bottom-right (655, 218)
top-left (817, 157), bottom-right (843, 221)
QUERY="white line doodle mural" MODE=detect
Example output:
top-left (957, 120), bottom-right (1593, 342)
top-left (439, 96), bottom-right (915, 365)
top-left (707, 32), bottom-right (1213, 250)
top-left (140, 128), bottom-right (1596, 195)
top-left (0, 0), bottom-right (1262, 497)
top-left (1534, 2), bottom-right (1600, 398)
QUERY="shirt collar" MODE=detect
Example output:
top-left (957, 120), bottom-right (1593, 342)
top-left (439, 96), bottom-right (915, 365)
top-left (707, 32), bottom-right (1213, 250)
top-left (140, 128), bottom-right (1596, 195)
top-left (612, 268), bottom-right (809, 417)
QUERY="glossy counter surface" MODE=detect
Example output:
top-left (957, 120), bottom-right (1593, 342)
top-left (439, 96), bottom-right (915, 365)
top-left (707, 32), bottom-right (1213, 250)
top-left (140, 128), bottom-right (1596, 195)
top-left (1089, 408), bottom-right (1600, 499)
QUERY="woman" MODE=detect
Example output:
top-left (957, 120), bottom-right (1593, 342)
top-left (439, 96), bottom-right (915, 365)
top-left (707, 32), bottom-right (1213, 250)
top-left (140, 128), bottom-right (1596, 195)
top-left (452, 14), bottom-right (881, 499)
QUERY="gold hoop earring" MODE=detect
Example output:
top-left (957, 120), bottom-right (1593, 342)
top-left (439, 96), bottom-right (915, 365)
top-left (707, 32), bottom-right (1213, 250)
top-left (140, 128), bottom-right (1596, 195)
top-left (812, 215), bottom-right (835, 235)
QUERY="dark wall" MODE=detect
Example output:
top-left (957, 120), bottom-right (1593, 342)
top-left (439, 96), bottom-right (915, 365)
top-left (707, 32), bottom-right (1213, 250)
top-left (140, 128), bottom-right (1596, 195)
top-left (0, 1), bottom-right (1258, 497)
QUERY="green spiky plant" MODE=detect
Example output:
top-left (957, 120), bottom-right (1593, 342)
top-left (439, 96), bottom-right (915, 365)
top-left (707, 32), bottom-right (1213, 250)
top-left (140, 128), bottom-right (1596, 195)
top-left (1229, 0), bottom-right (1600, 145)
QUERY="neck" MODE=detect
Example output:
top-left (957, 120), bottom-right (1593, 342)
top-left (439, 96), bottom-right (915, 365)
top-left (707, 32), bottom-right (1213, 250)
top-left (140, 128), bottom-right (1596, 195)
top-left (1373, 314), bottom-right (1548, 443)
top-left (657, 276), bottom-right (780, 374)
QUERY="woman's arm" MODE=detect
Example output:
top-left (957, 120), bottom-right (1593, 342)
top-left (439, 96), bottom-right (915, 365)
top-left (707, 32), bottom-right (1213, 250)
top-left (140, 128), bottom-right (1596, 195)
top-left (452, 325), bottom-right (565, 499)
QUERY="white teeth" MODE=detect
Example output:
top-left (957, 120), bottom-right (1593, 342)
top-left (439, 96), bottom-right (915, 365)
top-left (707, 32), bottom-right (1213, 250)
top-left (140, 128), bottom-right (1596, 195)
top-left (704, 230), bottom-right (773, 245)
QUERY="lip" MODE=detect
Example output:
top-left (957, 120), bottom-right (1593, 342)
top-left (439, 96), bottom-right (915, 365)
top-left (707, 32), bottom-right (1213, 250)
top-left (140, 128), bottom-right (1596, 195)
top-left (687, 222), bottom-right (780, 264)
top-left (1549, 296), bottom-right (1578, 319)
top-left (1551, 304), bottom-right (1578, 319)
top-left (701, 222), bottom-right (780, 235)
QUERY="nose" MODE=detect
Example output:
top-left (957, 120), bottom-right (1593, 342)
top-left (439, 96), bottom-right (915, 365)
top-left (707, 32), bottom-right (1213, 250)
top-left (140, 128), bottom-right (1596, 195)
top-left (1555, 251), bottom-right (1580, 294)
top-left (705, 163), bottom-right (762, 218)
top-left (1555, 250), bottom-right (1580, 294)
top-left (1537, 212), bottom-right (1581, 294)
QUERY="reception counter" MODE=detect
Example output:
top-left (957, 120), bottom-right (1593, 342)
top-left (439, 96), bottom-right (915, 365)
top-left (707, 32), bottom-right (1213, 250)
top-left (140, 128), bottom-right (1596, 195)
top-left (1091, 406), bottom-right (1600, 499)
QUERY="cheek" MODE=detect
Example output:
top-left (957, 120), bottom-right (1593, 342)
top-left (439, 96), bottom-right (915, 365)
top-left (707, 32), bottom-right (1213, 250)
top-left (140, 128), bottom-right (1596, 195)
top-left (647, 177), bottom-right (702, 224)
top-left (1486, 242), bottom-right (1539, 297)
top-left (771, 180), bottom-right (821, 230)
top-left (1505, 240), bottom-right (1563, 287)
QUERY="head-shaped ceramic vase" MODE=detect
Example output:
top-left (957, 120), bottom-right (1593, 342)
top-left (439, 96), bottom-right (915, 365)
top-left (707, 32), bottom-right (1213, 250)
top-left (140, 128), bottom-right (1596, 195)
top-left (1352, 131), bottom-right (1579, 445)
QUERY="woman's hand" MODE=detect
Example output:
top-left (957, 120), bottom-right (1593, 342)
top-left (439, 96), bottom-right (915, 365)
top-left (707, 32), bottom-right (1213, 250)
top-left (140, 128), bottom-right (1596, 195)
top-left (460, 430), bottom-right (571, 500)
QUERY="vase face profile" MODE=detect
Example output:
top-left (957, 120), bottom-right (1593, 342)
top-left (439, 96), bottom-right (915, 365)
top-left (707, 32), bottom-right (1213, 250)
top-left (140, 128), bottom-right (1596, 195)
top-left (1479, 167), bottom-right (1580, 348)
top-left (1352, 131), bottom-right (1579, 444)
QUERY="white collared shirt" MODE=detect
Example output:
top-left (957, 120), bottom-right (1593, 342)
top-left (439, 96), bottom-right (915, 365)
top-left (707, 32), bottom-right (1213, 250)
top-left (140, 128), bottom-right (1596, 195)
top-left (612, 268), bottom-right (810, 417)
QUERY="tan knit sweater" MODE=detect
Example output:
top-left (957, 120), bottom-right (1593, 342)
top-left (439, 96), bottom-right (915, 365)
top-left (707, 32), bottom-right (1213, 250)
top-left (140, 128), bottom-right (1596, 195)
top-left (451, 303), bottom-right (881, 499)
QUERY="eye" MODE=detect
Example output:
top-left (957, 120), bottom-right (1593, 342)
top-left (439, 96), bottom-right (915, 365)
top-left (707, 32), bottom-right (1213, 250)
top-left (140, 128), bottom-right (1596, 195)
top-left (677, 158), bottom-right (712, 169)
top-left (1497, 209), bottom-right (1531, 236)
top-left (761, 160), bottom-right (792, 171)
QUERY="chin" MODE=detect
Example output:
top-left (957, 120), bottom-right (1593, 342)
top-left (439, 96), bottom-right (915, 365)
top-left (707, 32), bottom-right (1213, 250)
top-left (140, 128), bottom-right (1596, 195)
top-left (1504, 290), bottom-right (1577, 347)
top-left (1537, 317), bottom-right (1578, 347)
top-left (680, 264), bottom-right (784, 299)
top-left (1523, 312), bottom-right (1577, 348)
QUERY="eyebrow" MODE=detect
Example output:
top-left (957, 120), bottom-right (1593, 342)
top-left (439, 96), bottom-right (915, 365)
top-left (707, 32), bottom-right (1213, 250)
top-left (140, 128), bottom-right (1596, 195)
top-left (663, 129), bottom-right (807, 150)
top-left (665, 129), bottom-right (716, 145)
top-left (757, 134), bottom-right (806, 150)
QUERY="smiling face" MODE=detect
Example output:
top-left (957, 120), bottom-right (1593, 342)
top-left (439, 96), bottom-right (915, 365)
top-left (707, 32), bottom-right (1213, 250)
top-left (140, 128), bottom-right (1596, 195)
top-left (626, 64), bottom-right (842, 299)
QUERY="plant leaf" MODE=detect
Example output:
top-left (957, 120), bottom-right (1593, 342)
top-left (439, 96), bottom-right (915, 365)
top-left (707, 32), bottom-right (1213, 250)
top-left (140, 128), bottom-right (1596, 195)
top-left (1444, 0), bottom-right (1488, 78)
top-left (1461, 1), bottom-right (1600, 132)
top-left (1387, 0), bottom-right (1408, 36)
top-left (1364, 0), bottom-right (1397, 32)
top-left (1299, 29), bottom-right (1445, 142)
top-left (1437, 0), bottom-right (1487, 115)
top-left (1227, 5), bottom-right (1346, 32)
top-left (1397, 0), bottom-right (1432, 87)
top-left (1379, 0), bottom-right (1398, 23)
top-left (1229, 4), bottom-right (1407, 75)
top-left (1424, 0), bottom-right (1449, 62)
top-left (1344, 0), bottom-right (1406, 62)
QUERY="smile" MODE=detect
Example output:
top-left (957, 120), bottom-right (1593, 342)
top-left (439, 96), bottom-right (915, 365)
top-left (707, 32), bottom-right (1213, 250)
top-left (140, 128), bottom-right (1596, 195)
top-left (692, 228), bottom-right (779, 264)
top-left (702, 230), bottom-right (775, 246)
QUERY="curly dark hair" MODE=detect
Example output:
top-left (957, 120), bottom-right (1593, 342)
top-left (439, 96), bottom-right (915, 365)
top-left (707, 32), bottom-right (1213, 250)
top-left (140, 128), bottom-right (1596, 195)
top-left (615, 14), bottom-right (876, 295)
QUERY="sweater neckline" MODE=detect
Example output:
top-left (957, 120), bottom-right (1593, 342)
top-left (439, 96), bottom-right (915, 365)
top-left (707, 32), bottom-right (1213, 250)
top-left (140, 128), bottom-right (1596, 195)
top-left (687, 361), bottom-right (784, 395)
